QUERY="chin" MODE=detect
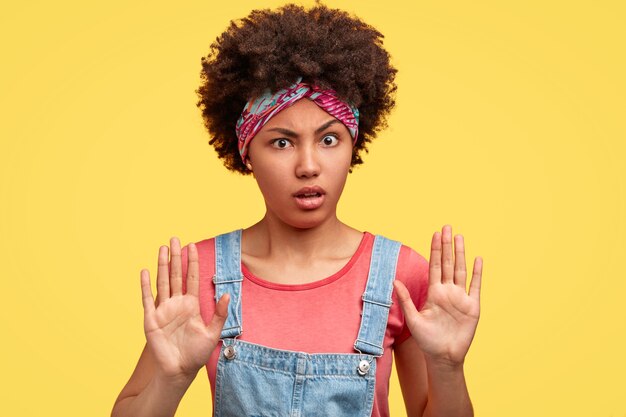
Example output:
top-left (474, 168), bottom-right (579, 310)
top-left (288, 215), bottom-right (329, 230)
top-left (275, 208), bottom-right (334, 230)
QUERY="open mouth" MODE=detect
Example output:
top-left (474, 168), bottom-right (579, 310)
top-left (293, 191), bottom-right (325, 210)
top-left (295, 192), bottom-right (322, 198)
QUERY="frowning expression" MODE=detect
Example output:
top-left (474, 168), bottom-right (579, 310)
top-left (246, 98), bottom-right (354, 229)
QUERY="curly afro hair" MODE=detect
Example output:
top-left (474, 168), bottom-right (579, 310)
top-left (196, 2), bottom-right (398, 175)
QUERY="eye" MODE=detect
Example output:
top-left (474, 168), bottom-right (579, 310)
top-left (321, 134), bottom-right (339, 146)
top-left (271, 138), bottom-right (292, 149)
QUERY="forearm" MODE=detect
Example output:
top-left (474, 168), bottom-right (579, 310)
top-left (421, 360), bottom-right (473, 417)
top-left (111, 372), bottom-right (196, 417)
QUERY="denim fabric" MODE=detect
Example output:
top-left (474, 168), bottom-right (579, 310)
top-left (354, 233), bottom-right (403, 357)
top-left (212, 229), bottom-right (401, 417)
top-left (213, 230), bottom-right (244, 338)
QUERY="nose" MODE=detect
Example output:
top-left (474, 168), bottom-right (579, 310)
top-left (295, 143), bottom-right (321, 179)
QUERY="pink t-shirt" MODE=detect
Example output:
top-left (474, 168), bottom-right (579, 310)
top-left (180, 231), bottom-right (429, 417)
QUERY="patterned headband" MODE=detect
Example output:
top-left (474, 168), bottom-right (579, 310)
top-left (235, 76), bottom-right (359, 163)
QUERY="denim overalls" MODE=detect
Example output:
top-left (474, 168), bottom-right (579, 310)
top-left (212, 229), bottom-right (402, 417)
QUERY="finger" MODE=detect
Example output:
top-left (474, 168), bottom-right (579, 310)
top-left (186, 243), bottom-right (200, 297)
top-left (469, 256), bottom-right (483, 301)
top-left (139, 269), bottom-right (155, 318)
top-left (206, 293), bottom-right (230, 336)
top-left (169, 237), bottom-right (183, 296)
top-left (441, 225), bottom-right (454, 284)
top-left (393, 280), bottom-right (422, 326)
top-left (454, 234), bottom-right (468, 289)
top-left (429, 231), bottom-right (442, 286)
top-left (156, 245), bottom-right (170, 305)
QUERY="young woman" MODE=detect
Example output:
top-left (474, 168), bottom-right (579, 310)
top-left (111, 4), bottom-right (483, 417)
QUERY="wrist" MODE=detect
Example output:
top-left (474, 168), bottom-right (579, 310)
top-left (422, 356), bottom-right (472, 417)
top-left (152, 368), bottom-right (198, 391)
top-left (424, 354), bottom-right (465, 374)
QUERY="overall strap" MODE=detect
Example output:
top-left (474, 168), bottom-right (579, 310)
top-left (213, 229), bottom-right (244, 339)
top-left (354, 235), bottom-right (402, 357)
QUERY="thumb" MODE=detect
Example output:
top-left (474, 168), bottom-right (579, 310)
top-left (206, 293), bottom-right (230, 336)
top-left (393, 280), bottom-right (422, 324)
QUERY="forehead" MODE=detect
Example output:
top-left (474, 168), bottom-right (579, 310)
top-left (261, 98), bottom-right (336, 130)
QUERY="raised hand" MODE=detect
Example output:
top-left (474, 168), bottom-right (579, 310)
top-left (140, 238), bottom-right (230, 382)
top-left (394, 225), bottom-right (483, 367)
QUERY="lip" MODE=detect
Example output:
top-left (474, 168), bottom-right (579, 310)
top-left (292, 185), bottom-right (326, 197)
top-left (292, 185), bottom-right (326, 210)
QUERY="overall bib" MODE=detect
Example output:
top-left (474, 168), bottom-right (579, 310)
top-left (212, 229), bottom-right (402, 417)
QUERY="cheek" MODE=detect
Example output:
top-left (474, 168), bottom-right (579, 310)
top-left (253, 164), bottom-right (288, 198)
top-left (328, 152), bottom-right (352, 182)
top-left (330, 169), bottom-right (350, 194)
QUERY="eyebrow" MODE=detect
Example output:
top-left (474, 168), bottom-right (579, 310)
top-left (265, 119), bottom-right (340, 138)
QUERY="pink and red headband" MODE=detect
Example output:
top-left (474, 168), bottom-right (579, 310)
top-left (235, 76), bottom-right (360, 163)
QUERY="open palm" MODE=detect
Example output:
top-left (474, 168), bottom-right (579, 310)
top-left (140, 238), bottom-right (230, 381)
top-left (394, 225), bottom-right (483, 366)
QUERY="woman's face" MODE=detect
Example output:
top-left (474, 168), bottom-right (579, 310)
top-left (246, 98), bottom-right (354, 229)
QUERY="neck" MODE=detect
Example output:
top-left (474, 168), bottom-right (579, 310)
top-left (243, 210), bottom-right (358, 262)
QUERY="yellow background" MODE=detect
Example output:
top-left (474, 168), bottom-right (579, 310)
top-left (1, 0), bottom-right (624, 416)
